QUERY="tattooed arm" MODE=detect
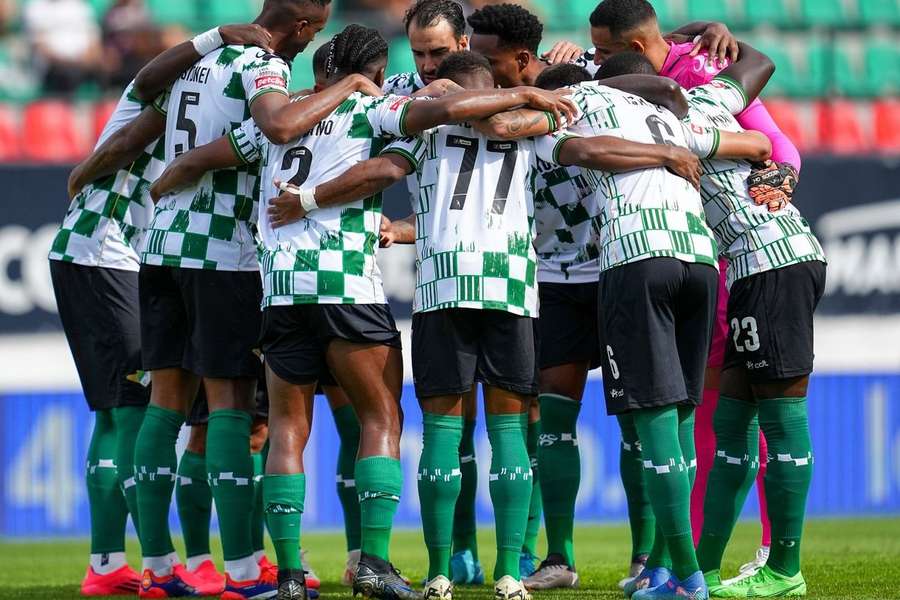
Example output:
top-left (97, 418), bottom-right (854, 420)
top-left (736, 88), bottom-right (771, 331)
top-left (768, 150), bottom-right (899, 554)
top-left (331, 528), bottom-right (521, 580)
top-left (471, 108), bottom-right (557, 140)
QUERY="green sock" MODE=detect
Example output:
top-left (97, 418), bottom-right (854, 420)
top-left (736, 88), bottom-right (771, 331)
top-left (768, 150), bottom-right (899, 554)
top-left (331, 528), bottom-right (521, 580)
top-left (539, 394), bottom-right (581, 567)
top-left (135, 405), bottom-right (183, 557)
top-left (113, 405), bottom-right (145, 539)
top-left (87, 410), bottom-right (128, 554)
top-left (759, 398), bottom-right (812, 577)
top-left (616, 413), bottom-right (655, 562)
top-left (206, 410), bottom-right (254, 562)
top-left (696, 396), bottom-right (760, 573)
top-left (419, 413), bottom-right (464, 579)
top-left (264, 473), bottom-right (305, 570)
top-left (333, 405), bottom-right (362, 552)
top-left (176, 450), bottom-right (212, 560)
top-left (633, 406), bottom-right (699, 580)
top-left (453, 419), bottom-right (479, 561)
top-left (487, 413), bottom-right (532, 581)
top-left (356, 456), bottom-right (402, 561)
top-left (523, 417), bottom-right (543, 558)
top-left (678, 405), bottom-right (698, 490)
top-left (251, 452), bottom-right (265, 553)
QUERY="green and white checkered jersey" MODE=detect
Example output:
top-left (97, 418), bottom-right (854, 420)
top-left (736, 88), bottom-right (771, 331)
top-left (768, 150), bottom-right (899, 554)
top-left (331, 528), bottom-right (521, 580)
top-left (145, 45), bottom-right (290, 271)
top-left (685, 77), bottom-right (826, 288)
top-left (230, 92), bottom-right (414, 307)
top-left (533, 157), bottom-right (603, 283)
top-left (382, 71), bottom-right (425, 96)
top-left (49, 81), bottom-right (161, 271)
top-left (536, 81), bottom-right (718, 273)
top-left (384, 124), bottom-right (540, 317)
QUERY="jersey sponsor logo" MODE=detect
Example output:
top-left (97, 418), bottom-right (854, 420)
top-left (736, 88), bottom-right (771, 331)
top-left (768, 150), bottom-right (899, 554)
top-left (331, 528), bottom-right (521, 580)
top-left (389, 96), bottom-right (412, 112)
top-left (690, 123), bottom-right (706, 134)
top-left (255, 74), bottom-right (286, 90)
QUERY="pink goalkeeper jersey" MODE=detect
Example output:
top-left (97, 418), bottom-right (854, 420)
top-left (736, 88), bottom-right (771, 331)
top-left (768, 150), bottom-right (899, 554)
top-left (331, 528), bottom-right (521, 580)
top-left (660, 41), bottom-right (801, 170)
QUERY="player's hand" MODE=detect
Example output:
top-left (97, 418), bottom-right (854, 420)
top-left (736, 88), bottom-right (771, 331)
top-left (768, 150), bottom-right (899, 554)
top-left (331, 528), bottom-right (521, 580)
top-left (665, 147), bottom-right (702, 190)
top-left (541, 41), bottom-right (584, 65)
top-left (379, 215), bottom-right (396, 247)
top-left (523, 88), bottom-right (578, 129)
top-left (414, 78), bottom-right (463, 98)
top-left (689, 22), bottom-right (739, 67)
top-left (219, 24), bottom-right (273, 53)
top-left (748, 160), bottom-right (798, 212)
top-left (268, 179), bottom-right (308, 228)
top-left (351, 74), bottom-right (384, 97)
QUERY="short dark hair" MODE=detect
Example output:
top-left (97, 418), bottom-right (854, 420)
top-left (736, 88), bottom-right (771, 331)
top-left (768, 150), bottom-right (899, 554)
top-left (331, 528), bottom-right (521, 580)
top-left (404, 0), bottom-right (466, 38)
top-left (467, 3), bottom-right (543, 54)
top-left (535, 64), bottom-right (592, 90)
top-left (325, 24), bottom-right (388, 78)
top-left (312, 43), bottom-right (330, 80)
top-left (594, 51), bottom-right (656, 79)
top-left (589, 0), bottom-right (656, 37)
top-left (435, 50), bottom-right (492, 82)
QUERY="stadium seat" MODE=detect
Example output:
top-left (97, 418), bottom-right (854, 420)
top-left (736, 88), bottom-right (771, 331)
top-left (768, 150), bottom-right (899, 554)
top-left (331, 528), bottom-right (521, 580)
top-left (21, 101), bottom-right (87, 163)
top-left (387, 38), bottom-right (417, 78)
top-left (800, 43), bottom-right (834, 97)
top-left (92, 99), bottom-right (118, 145)
top-left (873, 99), bottom-right (900, 153)
top-left (799, 0), bottom-right (848, 27)
top-left (858, 0), bottom-right (900, 27)
top-left (686, 0), bottom-right (732, 25)
top-left (761, 99), bottom-right (809, 152)
top-left (0, 104), bottom-right (20, 161)
top-left (546, 0), bottom-right (599, 30)
top-left (830, 42), bottom-right (869, 98)
top-left (816, 100), bottom-right (868, 154)
top-left (743, 0), bottom-right (794, 28)
top-left (147, 0), bottom-right (197, 27)
top-left (864, 41), bottom-right (899, 97)
top-left (204, 0), bottom-right (257, 30)
top-left (649, 0), bottom-right (679, 32)
top-left (752, 39), bottom-right (798, 97)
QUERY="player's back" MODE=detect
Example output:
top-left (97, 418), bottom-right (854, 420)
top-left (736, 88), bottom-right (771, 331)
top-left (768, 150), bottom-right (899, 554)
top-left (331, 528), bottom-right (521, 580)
top-left (685, 80), bottom-right (824, 285)
top-left (558, 81), bottom-right (716, 270)
top-left (389, 122), bottom-right (538, 316)
top-left (50, 81), bottom-right (163, 270)
top-left (233, 92), bottom-right (412, 306)
top-left (147, 45), bottom-right (290, 271)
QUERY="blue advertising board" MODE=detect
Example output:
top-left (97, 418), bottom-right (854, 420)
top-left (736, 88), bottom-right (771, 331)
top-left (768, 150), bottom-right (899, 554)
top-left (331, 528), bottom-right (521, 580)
top-left (2, 374), bottom-right (899, 537)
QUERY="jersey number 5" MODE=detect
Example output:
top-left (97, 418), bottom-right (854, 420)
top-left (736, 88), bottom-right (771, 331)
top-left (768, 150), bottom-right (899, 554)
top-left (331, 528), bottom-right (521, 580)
top-left (445, 135), bottom-right (518, 214)
top-left (174, 91), bottom-right (200, 156)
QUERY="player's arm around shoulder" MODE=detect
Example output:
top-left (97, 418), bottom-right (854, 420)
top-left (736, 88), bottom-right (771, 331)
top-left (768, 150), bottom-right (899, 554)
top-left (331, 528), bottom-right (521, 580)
top-left (682, 120), bottom-right (772, 163)
top-left (251, 71), bottom-right (381, 145)
top-left (600, 75), bottom-right (690, 119)
top-left (150, 119), bottom-right (261, 202)
top-left (67, 103), bottom-right (166, 199)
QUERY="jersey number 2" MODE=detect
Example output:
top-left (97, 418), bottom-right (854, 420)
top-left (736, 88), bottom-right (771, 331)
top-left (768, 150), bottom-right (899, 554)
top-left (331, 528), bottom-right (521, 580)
top-left (281, 146), bottom-right (313, 187)
top-left (445, 135), bottom-right (518, 214)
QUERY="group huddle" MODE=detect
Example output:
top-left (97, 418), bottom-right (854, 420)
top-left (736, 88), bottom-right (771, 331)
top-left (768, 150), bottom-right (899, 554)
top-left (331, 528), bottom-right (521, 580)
top-left (50, 0), bottom-right (827, 599)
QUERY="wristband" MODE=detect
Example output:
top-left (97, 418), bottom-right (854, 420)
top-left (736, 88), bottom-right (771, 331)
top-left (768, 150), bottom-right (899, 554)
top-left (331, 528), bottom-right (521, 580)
top-left (192, 28), bottom-right (224, 56)
top-left (278, 181), bottom-right (318, 212)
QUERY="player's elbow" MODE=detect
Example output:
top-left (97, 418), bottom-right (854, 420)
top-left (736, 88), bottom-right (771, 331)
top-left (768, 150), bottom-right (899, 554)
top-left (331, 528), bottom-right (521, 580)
top-left (662, 79), bottom-right (690, 119)
top-left (260, 122), bottom-right (294, 146)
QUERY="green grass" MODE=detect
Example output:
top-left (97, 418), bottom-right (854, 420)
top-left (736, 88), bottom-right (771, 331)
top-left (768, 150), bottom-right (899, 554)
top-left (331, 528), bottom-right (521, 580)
top-left (0, 518), bottom-right (897, 599)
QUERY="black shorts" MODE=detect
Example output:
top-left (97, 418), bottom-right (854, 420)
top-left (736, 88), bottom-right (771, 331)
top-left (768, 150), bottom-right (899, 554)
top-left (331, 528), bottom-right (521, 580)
top-left (724, 261), bottom-right (826, 382)
top-left (185, 372), bottom-right (271, 426)
top-left (413, 308), bottom-right (538, 398)
top-left (139, 265), bottom-right (262, 379)
top-left (50, 261), bottom-right (150, 411)
top-left (537, 282), bottom-right (602, 371)
top-left (597, 258), bottom-right (719, 415)
top-left (260, 304), bottom-right (401, 386)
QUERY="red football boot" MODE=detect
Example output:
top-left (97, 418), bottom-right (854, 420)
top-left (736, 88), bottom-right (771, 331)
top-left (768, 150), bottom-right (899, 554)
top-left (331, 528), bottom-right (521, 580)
top-left (80, 564), bottom-right (142, 596)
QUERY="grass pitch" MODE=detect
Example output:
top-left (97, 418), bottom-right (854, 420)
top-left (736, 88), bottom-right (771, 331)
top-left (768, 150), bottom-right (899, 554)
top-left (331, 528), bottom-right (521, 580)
top-left (0, 518), bottom-right (896, 599)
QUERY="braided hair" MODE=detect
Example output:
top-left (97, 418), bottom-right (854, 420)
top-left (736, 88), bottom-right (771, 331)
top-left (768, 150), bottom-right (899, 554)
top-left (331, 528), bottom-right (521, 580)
top-left (324, 24), bottom-right (389, 79)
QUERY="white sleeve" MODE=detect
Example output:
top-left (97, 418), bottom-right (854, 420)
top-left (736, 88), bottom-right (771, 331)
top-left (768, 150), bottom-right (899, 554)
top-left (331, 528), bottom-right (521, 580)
top-left (241, 51), bottom-right (291, 105)
top-left (369, 94), bottom-right (417, 137)
top-left (534, 129), bottom-right (583, 166)
top-left (706, 77), bottom-right (749, 115)
top-left (227, 118), bottom-right (265, 164)
top-left (681, 121), bottom-right (720, 158)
